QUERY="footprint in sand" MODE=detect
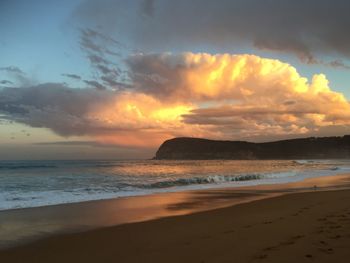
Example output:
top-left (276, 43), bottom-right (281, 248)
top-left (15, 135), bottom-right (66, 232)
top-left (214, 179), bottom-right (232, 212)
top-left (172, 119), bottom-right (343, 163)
top-left (262, 246), bottom-right (278, 252)
top-left (262, 221), bottom-right (273, 225)
top-left (318, 248), bottom-right (334, 254)
top-left (279, 235), bottom-right (305, 246)
top-left (319, 240), bottom-right (328, 245)
top-left (329, 234), bottom-right (342, 239)
top-left (254, 254), bottom-right (268, 260)
top-left (338, 217), bottom-right (350, 222)
top-left (222, 229), bottom-right (235, 234)
top-left (260, 234), bottom-right (305, 257)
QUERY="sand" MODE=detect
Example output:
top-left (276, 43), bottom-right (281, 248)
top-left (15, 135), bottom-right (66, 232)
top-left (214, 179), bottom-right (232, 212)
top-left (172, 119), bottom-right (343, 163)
top-left (1, 175), bottom-right (350, 263)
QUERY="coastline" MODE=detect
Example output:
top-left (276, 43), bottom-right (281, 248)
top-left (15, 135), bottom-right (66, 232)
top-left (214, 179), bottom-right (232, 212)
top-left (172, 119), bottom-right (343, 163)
top-left (0, 173), bottom-right (350, 255)
top-left (2, 159), bottom-right (346, 212)
top-left (1, 175), bottom-right (350, 262)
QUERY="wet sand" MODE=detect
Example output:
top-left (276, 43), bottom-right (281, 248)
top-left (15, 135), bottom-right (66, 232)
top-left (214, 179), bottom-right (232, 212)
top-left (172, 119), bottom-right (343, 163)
top-left (1, 174), bottom-right (350, 262)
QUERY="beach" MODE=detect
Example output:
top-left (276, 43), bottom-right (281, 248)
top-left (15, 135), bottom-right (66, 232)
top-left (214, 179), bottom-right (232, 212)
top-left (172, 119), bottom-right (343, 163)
top-left (1, 174), bottom-right (350, 263)
top-left (2, 1), bottom-right (350, 261)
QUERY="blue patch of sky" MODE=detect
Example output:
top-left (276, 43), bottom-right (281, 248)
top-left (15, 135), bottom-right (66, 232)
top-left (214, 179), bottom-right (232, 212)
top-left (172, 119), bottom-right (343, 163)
top-left (0, 0), bottom-right (90, 86)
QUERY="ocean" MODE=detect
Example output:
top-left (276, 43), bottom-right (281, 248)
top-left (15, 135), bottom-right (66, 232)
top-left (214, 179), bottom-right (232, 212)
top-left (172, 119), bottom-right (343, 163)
top-left (0, 159), bottom-right (349, 211)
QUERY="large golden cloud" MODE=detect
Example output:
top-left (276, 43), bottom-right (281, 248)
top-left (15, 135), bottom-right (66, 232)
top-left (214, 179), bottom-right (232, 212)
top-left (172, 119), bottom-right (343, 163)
top-left (89, 53), bottom-right (350, 145)
top-left (1, 53), bottom-right (350, 146)
top-left (125, 53), bottom-right (350, 141)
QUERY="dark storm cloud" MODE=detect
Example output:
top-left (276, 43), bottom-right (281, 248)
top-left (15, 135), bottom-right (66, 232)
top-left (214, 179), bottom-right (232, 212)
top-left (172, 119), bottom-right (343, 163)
top-left (61, 73), bottom-right (82, 80)
top-left (73, 0), bottom-right (350, 66)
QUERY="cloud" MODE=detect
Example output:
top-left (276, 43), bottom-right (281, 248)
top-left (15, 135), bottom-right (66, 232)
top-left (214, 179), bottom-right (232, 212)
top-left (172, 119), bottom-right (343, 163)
top-left (73, 0), bottom-right (350, 67)
top-left (0, 80), bottom-right (13, 85)
top-left (326, 60), bottom-right (350, 70)
top-left (80, 28), bottom-right (122, 47)
top-left (61, 74), bottom-right (82, 81)
top-left (87, 54), bottom-right (111, 65)
top-left (127, 53), bottom-right (345, 102)
top-left (127, 52), bottom-right (350, 139)
top-left (0, 82), bottom-right (193, 147)
top-left (96, 64), bottom-right (119, 75)
top-left (79, 27), bottom-right (124, 59)
top-left (0, 83), bottom-right (123, 138)
top-left (83, 80), bottom-right (106, 90)
top-left (0, 66), bottom-right (24, 74)
top-left (0, 65), bottom-right (34, 86)
top-left (1, 53), bottom-right (350, 147)
top-left (77, 27), bottom-right (126, 90)
top-left (140, 0), bottom-right (155, 17)
top-left (34, 140), bottom-right (141, 149)
top-left (100, 75), bottom-right (121, 87)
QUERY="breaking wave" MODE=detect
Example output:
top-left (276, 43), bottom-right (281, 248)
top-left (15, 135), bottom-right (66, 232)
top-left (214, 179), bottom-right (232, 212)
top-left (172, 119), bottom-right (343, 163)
top-left (140, 173), bottom-right (265, 188)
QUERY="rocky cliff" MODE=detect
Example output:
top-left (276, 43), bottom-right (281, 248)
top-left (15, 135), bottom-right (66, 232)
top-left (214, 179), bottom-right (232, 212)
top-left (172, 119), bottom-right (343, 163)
top-left (154, 136), bottom-right (350, 160)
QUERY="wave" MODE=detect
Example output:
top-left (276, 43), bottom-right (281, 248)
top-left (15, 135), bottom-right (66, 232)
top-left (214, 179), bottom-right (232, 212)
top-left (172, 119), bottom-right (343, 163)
top-left (139, 174), bottom-right (264, 189)
top-left (0, 164), bottom-right (57, 170)
top-left (89, 164), bottom-right (124, 168)
top-left (329, 166), bottom-right (341, 171)
top-left (294, 160), bottom-right (316, 165)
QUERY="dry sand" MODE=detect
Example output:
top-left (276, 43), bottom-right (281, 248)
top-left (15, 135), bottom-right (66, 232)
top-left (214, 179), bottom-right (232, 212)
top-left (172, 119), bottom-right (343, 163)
top-left (1, 175), bottom-right (350, 263)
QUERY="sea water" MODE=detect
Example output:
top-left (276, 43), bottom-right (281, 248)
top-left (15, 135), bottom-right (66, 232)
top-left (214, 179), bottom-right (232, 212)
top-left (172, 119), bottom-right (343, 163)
top-left (0, 159), bottom-right (349, 211)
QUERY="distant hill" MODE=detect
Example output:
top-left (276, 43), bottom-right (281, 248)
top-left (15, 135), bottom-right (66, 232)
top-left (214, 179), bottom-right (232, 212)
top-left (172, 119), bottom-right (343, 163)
top-left (154, 136), bottom-right (350, 160)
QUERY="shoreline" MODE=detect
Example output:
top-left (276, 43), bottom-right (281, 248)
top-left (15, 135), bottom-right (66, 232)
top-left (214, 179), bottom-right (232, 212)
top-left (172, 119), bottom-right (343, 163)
top-left (1, 178), bottom-right (350, 262)
top-left (1, 159), bottom-right (346, 212)
top-left (1, 164), bottom-right (347, 213)
top-left (1, 173), bottom-right (350, 251)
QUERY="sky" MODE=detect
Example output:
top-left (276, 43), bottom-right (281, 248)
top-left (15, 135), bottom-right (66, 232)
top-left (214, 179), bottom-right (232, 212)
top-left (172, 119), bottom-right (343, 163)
top-left (1, 0), bottom-right (350, 160)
